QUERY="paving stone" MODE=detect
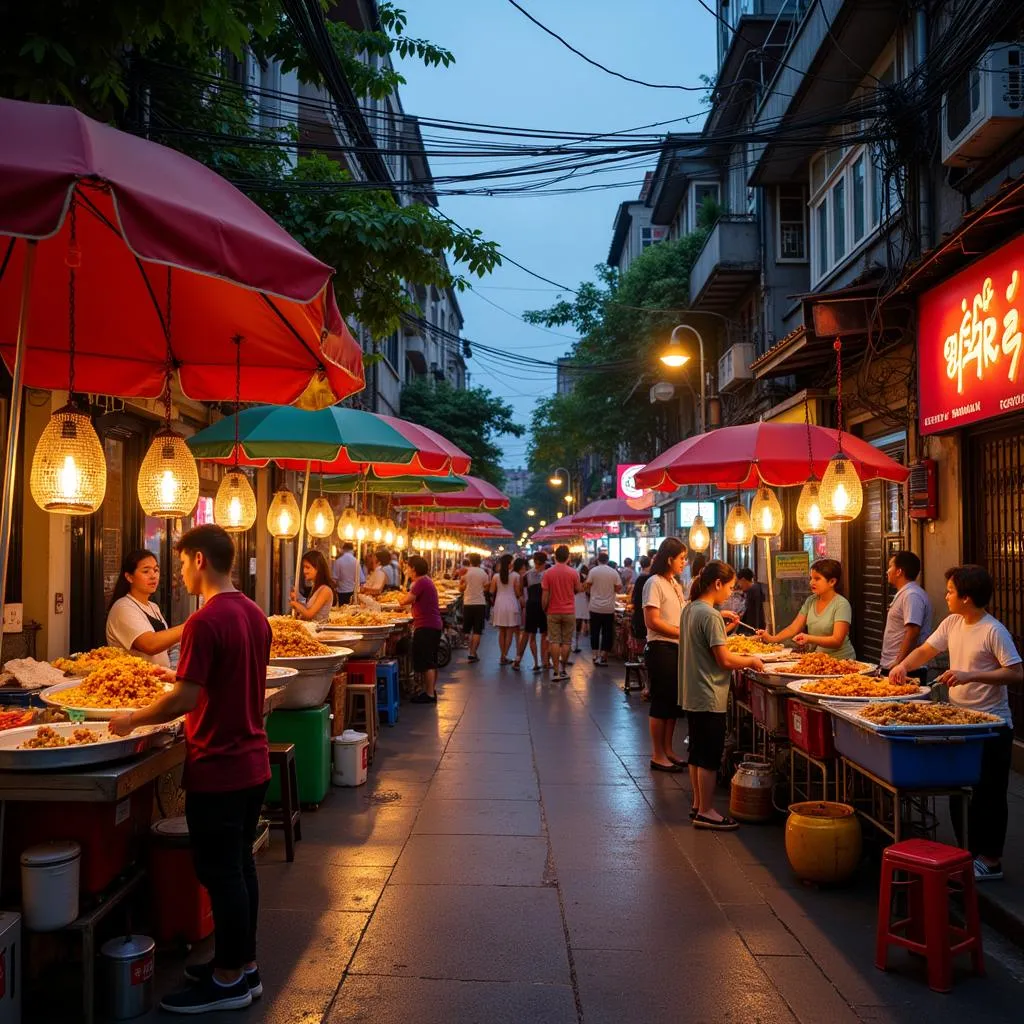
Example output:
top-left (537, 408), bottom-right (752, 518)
top-left (390, 834), bottom-right (549, 886)
top-left (755, 955), bottom-right (863, 1024)
top-left (438, 750), bottom-right (536, 772)
top-left (412, 797), bottom-right (543, 836)
top-left (445, 731), bottom-right (534, 754)
top-left (259, 862), bottom-right (392, 914)
top-left (724, 903), bottom-right (806, 956)
top-left (428, 768), bottom-right (539, 801)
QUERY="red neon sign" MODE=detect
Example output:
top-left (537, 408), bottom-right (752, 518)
top-left (918, 234), bottom-right (1024, 434)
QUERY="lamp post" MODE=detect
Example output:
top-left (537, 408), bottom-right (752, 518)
top-left (659, 324), bottom-right (706, 434)
top-left (549, 466), bottom-right (572, 510)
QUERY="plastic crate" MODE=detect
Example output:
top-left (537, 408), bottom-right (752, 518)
top-left (788, 699), bottom-right (836, 759)
top-left (832, 716), bottom-right (995, 787)
top-left (750, 680), bottom-right (789, 735)
top-left (266, 706), bottom-right (331, 804)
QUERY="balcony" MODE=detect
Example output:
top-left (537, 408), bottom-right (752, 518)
top-left (688, 216), bottom-right (760, 312)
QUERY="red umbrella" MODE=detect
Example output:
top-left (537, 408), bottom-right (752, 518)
top-left (410, 511), bottom-right (505, 530)
top-left (393, 475), bottom-right (509, 510)
top-left (634, 423), bottom-right (910, 491)
top-left (573, 498), bottom-right (652, 524)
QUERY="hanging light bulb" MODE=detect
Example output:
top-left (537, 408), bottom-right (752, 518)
top-left (383, 518), bottom-right (396, 545)
top-left (796, 477), bottom-right (826, 535)
top-left (267, 487), bottom-right (300, 540)
top-left (214, 469), bottom-right (257, 532)
top-left (138, 428), bottom-right (199, 518)
top-left (371, 516), bottom-right (384, 544)
top-left (31, 404), bottom-right (107, 514)
top-left (688, 513), bottom-right (710, 553)
top-left (355, 514), bottom-right (368, 543)
top-left (396, 530), bottom-right (407, 549)
top-left (820, 453), bottom-right (864, 523)
top-left (725, 502), bottom-right (753, 546)
top-left (338, 506), bottom-right (358, 542)
top-left (306, 496), bottom-right (335, 539)
top-left (750, 486), bottom-right (784, 538)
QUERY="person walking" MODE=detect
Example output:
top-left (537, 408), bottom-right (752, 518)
top-left (735, 568), bottom-right (766, 631)
top-left (618, 558), bottom-right (636, 591)
top-left (110, 525), bottom-right (271, 1013)
top-left (586, 552), bottom-right (621, 666)
top-left (516, 551), bottom-right (549, 672)
top-left (643, 538), bottom-right (688, 773)
top-left (542, 545), bottom-right (580, 681)
top-left (891, 565), bottom-right (1021, 881)
top-left (681, 561), bottom-right (764, 831)
top-left (489, 553), bottom-right (523, 665)
top-left (880, 550), bottom-right (932, 679)
top-left (332, 542), bottom-right (360, 605)
top-left (459, 552), bottom-right (489, 663)
top-left (395, 556), bottom-right (443, 704)
top-left (574, 562), bottom-right (590, 654)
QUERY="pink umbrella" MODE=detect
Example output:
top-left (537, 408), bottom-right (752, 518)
top-left (573, 498), bottom-right (653, 524)
top-left (393, 475), bottom-right (509, 510)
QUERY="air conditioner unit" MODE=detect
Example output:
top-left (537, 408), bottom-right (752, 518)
top-left (941, 44), bottom-right (1024, 168)
top-left (718, 343), bottom-right (756, 392)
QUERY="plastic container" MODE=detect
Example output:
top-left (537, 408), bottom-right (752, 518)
top-left (788, 699), bottom-right (836, 759)
top-left (750, 680), bottom-right (789, 735)
top-left (729, 761), bottom-right (775, 822)
top-left (20, 840), bottom-right (80, 931)
top-left (101, 935), bottom-right (155, 1020)
top-left (785, 802), bottom-right (862, 884)
top-left (345, 659), bottom-right (378, 688)
top-left (832, 717), bottom-right (996, 787)
top-left (332, 730), bottom-right (369, 787)
top-left (148, 818), bottom-right (213, 945)
top-left (266, 706), bottom-right (331, 804)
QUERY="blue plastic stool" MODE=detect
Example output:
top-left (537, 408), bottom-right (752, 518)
top-left (376, 659), bottom-right (400, 725)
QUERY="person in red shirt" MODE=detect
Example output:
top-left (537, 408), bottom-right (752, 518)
top-left (110, 524), bottom-right (271, 1014)
top-left (542, 545), bottom-right (580, 680)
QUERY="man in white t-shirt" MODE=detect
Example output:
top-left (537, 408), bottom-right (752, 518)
top-left (880, 550), bottom-right (932, 675)
top-left (460, 553), bottom-right (489, 662)
top-left (585, 553), bottom-right (622, 666)
top-left (362, 550), bottom-right (388, 598)
top-left (333, 544), bottom-right (360, 604)
top-left (891, 564), bottom-right (1022, 882)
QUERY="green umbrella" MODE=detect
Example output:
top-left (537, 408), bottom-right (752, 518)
top-left (320, 473), bottom-right (467, 495)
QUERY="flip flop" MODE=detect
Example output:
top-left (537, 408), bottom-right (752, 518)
top-left (693, 814), bottom-right (739, 831)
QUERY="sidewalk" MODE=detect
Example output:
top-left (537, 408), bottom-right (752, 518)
top-left (111, 632), bottom-right (1024, 1024)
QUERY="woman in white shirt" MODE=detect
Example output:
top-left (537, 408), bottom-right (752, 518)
top-left (643, 537), bottom-right (688, 772)
top-left (891, 565), bottom-right (1022, 882)
top-left (106, 550), bottom-right (185, 668)
top-left (289, 550), bottom-right (335, 622)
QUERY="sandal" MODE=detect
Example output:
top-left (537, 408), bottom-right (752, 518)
top-left (511, 661), bottom-right (521, 671)
top-left (532, 665), bottom-right (543, 673)
top-left (689, 808), bottom-right (699, 820)
top-left (693, 814), bottom-right (739, 831)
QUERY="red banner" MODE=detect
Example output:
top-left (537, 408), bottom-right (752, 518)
top-left (918, 234), bottom-right (1024, 434)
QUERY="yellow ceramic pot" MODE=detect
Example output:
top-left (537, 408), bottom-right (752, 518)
top-left (785, 801), bottom-right (862, 884)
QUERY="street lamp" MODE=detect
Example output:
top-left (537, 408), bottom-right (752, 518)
top-left (564, 494), bottom-right (574, 505)
top-left (527, 508), bottom-right (536, 517)
top-left (549, 466), bottom-right (572, 509)
top-left (659, 324), bottom-right (706, 434)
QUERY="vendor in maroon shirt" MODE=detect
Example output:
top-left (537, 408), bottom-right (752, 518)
top-left (396, 555), bottom-right (443, 704)
top-left (110, 524), bottom-right (271, 1015)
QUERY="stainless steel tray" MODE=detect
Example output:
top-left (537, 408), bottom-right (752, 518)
top-left (0, 722), bottom-right (177, 771)
top-left (822, 701), bottom-right (1007, 735)
top-left (787, 680), bottom-right (930, 703)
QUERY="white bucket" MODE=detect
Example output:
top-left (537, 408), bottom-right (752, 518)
top-left (332, 730), bottom-right (368, 786)
top-left (20, 840), bottom-right (81, 931)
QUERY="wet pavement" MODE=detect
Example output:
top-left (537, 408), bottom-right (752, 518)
top-left (139, 629), bottom-right (1024, 1024)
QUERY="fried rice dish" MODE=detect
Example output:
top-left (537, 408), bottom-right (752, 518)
top-left (53, 646), bottom-right (135, 674)
top-left (20, 725), bottom-right (100, 749)
top-left (859, 702), bottom-right (1002, 726)
top-left (50, 660), bottom-right (169, 710)
top-left (786, 654), bottom-right (866, 676)
top-left (799, 675), bottom-right (920, 697)
top-left (270, 619), bottom-right (333, 658)
top-left (726, 636), bottom-right (785, 655)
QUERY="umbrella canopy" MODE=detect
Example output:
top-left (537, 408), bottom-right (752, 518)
top-left (188, 405), bottom-right (470, 478)
top-left (409, 511), bottom-right (505, 531)
top-left (320, 473), bottom-right (467, 495)
top-left (392, 475), bottom-right (509, 511)
top-left (573, 498), bottom-right (652, 524)
top-left (0, 98), bottom-right (363, 404)
top-left (634, 423), bottom-right (911, 491)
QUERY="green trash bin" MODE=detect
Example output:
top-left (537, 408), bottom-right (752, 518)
top-left (266, 705), bottom-right (331, 805)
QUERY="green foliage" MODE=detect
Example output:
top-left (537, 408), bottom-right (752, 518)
top-left (399, 379), bottom-right (524, 487)
top-left (524, 233), bottom-right (710, 482)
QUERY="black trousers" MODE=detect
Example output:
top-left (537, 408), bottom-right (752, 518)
top-left (590, 612), bottom-right (615, 653)
top-left (186, 782), bottom-right (269, 969)
top-left (950, 727), bottom-right (1014, 860)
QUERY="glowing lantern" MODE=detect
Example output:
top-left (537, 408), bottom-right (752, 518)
top-left (306, 497), bottom-right (335, 539)
top-left (750, 486), bottom-right (783, 538)
top-left (725, 502), bottom-right (753, 546)
top-left (687, 513), bottom-right (710, 553)
top-left (820, 454), bottom-right (864, 523)
top-left (796, 478), bottom-right (826, 535)
top-left (267, 488), bottom-right (300, 540)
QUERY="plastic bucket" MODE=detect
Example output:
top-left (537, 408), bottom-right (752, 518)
top-left (332, 730), bottom-right (368, 786)
top-left (101, 934), bottom-right (155, 1020)
top-left (20, 840), bottom-right (80, 931)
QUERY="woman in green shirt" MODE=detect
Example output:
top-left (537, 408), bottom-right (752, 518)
top-left (758, 558), bottom-right (856, 661)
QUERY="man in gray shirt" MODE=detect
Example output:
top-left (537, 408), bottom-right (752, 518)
top-left (880, 550), bottom-right (932, 676)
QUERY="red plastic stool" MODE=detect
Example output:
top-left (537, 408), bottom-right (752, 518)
top-left (345, 659), bottom-right (377, 687)
top-left (875, 838), bottom-right (985, 992)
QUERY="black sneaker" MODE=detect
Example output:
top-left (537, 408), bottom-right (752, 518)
top-left (161, 975), bottom-right (252, 1014)
top-left (410, 692), bottom-right (437, 704)
top-left (184, 962), bottom-right (263, 999)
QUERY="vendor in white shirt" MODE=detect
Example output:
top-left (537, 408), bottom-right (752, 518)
top-left (879, 550), bottom-right (932, 676)
top-left (891, 564), bottom-right (1022, 883)
top-left (105, 550), bottom-right (185, 669)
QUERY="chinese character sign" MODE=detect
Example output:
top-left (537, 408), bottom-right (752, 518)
top-left (918, 235), bottom-right (1024, 434)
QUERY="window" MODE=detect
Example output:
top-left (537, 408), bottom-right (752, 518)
top-left (777, 186), bottom-right (807, 261)
top-left (832, 177), bottom-right (846, 262)
top-left (641, 227), bottom-right (654, 249)
top-left (690, 182), bottom-right (721, 230)
top-left (852, 156), bottom-right (866, 242)
top-left (384, 332), bottom-right (399, 369)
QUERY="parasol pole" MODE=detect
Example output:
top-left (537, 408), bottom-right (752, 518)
top-left (0, 241), bottom-right (37, 644)
top-left (291, 461), bottom-right (311, 615)
top-left (763, 535), bottom-right (777, 635)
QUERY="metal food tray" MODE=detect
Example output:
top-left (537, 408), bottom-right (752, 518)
top-left (39, 678), bottom-right (175, 721)
top-left (0, 722), bottom-right (176, 771)
top-left (822, 701), bottom-right (1006, 735)
top-left (757, 661), bottom-right (877, 680)
top-left (787, 680), bottom-right (930, 703)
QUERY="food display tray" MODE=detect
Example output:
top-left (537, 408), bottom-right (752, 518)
top-left (758, 661), bottom-right (877, 680)
top-left (39, 678), bottom-right (175, 721)
top-left (0, 722), bottom-right (176, 771)
top-left (786, 681), bottom-right (930, 703)
top-left (822, 701), bottom-right (1007, 735)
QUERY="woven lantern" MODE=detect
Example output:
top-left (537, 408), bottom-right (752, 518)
top-left (820, 454), bottom-right (864, 523)
top-left (267, 488), bottom-right (300, 540)
top-left (137, 429), bottom-right (199, 518)
top-left (337, 506), bottom-right (358, 542)
top-left (214, 469), bottom-right (257, 533)
top-left (687, 513), bottom-right (710, 553)
top-left (750, 486), bottom-right (784, 538)
top-left (725, 502), bottom-right (753, 546)
top-left (383, 518), bottom-right (396, 545)
top-left (355, 517), bottom-right (368, 543)
top-left (31, 404), bottom-right (107, 515)
top-left (306, 497), bottom-right (335, 539)
top-left (796, 477), bottom-right (826, 535)
top-left (396, 529), bottom-right (407, 550)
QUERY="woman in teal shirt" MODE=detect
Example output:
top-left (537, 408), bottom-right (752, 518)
top-left (758, 558), bottom-right (856, 661)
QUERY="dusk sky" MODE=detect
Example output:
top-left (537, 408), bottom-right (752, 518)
top-left (397, 1), bottom-right (718, 469)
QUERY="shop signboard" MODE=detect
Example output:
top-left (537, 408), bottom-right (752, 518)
top-left (616, 463), bottom-right (654, 509)
top-left (772, 551), bottom-right (810, 629)
top-left (918, 233), bottom-right (1024, 434)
